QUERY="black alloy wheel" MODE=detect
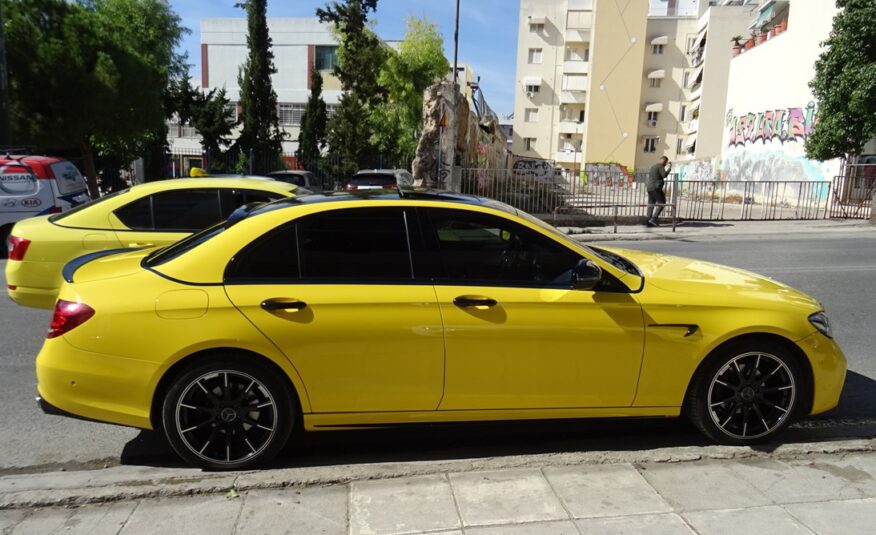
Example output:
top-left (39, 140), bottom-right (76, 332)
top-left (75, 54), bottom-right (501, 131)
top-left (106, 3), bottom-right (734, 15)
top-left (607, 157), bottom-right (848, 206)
top-left (162, 357), bottom-right (294, 470)
top-left (687, 340), bottom-right (804, 445)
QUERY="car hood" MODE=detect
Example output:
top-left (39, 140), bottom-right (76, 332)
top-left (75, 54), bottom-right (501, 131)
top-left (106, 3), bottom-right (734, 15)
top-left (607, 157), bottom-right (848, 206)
top-left (63, 247), bottom-right (154, 285)
top-left (599, 246), bottom-right (821, 311)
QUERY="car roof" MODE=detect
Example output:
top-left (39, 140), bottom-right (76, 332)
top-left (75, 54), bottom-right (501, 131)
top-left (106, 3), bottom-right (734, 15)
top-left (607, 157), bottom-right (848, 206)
top-left (0, 155), bottom-right (68, 165)
top-left (129, 177), bottom-right (299, 195)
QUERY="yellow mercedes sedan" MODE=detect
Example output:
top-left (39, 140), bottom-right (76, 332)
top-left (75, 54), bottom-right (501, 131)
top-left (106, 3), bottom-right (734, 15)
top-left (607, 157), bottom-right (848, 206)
top-left (34, 191), bottom-right (846, 470)
top-left (6, 178), bottom-right (302, 309)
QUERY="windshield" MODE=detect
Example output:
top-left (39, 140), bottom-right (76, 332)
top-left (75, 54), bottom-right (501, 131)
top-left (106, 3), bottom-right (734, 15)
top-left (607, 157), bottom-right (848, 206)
top-left (49, 189), bottom-right (128, 222)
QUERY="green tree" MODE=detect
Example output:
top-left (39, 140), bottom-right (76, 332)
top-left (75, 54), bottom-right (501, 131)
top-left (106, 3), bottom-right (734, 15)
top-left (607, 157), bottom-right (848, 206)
top-left (805, 0), bottom-right (876, 160)
top-left (296, 69), bottom-right (328, 168)
top-left (369, 17), bottom-right (449, 164)
top-left (317, 0), bottom-right (386, 177)
top-left (3, 0), bottom-right (186, 196)
top-left (192, 88), bottom-right (235, 161)
top-left (235, 0), bottom-right (284, 174)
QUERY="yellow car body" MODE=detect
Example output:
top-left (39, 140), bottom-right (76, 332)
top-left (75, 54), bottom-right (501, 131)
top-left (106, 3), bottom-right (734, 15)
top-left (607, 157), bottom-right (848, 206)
top-left (33, 192), bottom-right (846, 469)
top-left (5, 178), bottom-right (301, 309)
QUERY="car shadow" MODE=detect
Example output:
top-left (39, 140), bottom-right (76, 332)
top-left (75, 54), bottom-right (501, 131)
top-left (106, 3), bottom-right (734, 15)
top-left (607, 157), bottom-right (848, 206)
top-left (120, 371), bottom-right (876, 470)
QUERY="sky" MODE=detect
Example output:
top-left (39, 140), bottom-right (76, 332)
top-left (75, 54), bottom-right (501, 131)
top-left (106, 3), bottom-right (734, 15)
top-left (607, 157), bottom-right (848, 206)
top-left (172, 0), bottom-right (520, 117)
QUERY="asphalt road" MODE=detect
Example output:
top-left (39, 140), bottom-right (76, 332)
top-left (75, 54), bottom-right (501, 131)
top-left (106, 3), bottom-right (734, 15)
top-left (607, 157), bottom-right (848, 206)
top-left (1, 232), bottom-right (875, 473)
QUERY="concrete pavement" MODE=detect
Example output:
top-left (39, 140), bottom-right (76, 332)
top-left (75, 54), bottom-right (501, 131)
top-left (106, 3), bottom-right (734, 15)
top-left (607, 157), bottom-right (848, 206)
top-left (2, 446), bottom-right (875, 534)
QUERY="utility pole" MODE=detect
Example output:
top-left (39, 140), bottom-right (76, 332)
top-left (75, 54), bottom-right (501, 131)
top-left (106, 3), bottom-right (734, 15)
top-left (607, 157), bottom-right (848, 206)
top-left (0, 2), bottom-right (10, 147)
top-left (452, 0), bottom-right (460, 85)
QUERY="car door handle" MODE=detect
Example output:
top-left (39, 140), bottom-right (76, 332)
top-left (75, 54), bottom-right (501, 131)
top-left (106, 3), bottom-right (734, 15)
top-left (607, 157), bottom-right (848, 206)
top-left (127, 242), bottom-right (154, 248)
top-left (260, 299), bottom-right (307, 311)
top-left (453, 296), bottom-right (497, 308)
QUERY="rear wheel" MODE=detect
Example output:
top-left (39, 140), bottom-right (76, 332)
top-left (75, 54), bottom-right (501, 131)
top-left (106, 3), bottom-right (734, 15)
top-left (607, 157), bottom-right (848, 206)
top-left (686, 340), bottom-right (804, 445)
top-left (161, 357), bottom-right (294, 470)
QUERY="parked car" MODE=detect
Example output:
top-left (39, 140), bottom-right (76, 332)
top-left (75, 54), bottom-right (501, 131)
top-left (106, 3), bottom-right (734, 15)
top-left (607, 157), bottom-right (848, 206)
top-left (34, 189), bottom-right (845, 470)
top-left (1, 156), bottom-right (90, 256)
top-left (5, 178), bottom-right (302, 309)
top-left (265, 170), bottom-right (325, 191)
top-left (344, 169), bottom-right (414, 190)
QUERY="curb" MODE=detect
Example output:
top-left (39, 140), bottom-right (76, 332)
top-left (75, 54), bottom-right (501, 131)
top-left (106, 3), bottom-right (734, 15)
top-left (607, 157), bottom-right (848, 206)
top-left (2, 437), bottom-right (874, 510)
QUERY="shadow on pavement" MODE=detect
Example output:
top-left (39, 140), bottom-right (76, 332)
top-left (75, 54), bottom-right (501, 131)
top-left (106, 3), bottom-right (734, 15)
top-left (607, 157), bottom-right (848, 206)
top-left (119, 371), bottom-right (876, 470)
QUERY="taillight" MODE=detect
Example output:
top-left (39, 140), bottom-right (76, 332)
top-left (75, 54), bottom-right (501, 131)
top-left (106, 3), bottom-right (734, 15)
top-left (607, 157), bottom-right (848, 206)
top-left (48, 206), bottom-right (62, 214)
top-left (345, 183), bottom-right (358, 190)
top-left (48, 300), bottom-right (95, 339)
top-left (383, 183), bottom-right (397, 189)
top-left (7, 235), bottom-right (31, 261)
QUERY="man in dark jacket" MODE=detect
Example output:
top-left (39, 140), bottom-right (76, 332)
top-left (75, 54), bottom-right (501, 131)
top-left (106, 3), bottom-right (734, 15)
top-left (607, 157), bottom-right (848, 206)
top-left (646, 156), bottom-right (670, 227)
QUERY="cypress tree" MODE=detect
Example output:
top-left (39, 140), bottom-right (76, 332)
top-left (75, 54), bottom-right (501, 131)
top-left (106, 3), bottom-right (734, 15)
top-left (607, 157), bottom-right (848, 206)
top-left (296, 69), bottom-right (327, 169)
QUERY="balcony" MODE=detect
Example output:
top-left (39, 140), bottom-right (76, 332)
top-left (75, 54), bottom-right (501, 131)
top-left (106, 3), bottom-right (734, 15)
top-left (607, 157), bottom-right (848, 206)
top-left (558, 121), bottom-right (585, 134)
top-left (560, 90), bottom-right (587, 104)
top-left (565, 28), bottom-right (591, 42)
top-left (554, 150), bottom-right (583, 164)
top-left (563, 61), bottom-right (589, 74)
top-left (687, 118), bottom-right (699, 134)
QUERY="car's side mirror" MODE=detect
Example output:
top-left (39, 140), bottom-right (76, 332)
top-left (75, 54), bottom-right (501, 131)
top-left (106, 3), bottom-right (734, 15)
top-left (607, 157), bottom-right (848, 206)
top-left (572, 259), bottom-right (602, 290)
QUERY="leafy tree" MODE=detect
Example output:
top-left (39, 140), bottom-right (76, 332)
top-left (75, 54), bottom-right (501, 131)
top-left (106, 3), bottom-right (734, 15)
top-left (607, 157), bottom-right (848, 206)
top-left (3, 0), bottom-right (186, 196)
top-left (369, 17), bottom-right (449, 164)
top-left (235, 0), bottom-right (284, 174)
top-left (192, 87), bottom-right (235, 161)
top-left (806, 0), bottom-right (876, 160)
top-left (296, 69), bottom-right (328, 168)
top-left (317, 0), bottom-right (386, 177)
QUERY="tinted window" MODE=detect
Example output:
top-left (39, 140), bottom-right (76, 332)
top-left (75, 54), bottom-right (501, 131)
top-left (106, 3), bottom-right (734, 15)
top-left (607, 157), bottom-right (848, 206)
top-left (425, 209), bottom-right (580, 286)
top-left (220, 189), bottom-right (284, 218)
top-left (114, 195), bottom-right (152, 229)
top-left (115, 189), bottom-right (222, 231)
top-left (226, 224), bottom-right (299, 281)
top-left (349, 174), bottom-right (397, 186)
top-left (298, 208), bottom-right (411, 281)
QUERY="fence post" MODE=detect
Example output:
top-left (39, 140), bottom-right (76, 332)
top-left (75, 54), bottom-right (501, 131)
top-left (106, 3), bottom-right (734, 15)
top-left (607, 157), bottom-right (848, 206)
top-left (613, 205), bottom-right (618, 234)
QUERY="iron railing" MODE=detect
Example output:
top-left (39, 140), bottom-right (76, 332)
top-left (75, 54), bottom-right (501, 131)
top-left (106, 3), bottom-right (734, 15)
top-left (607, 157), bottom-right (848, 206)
top-left (459, 168), bottom-right (841, 221)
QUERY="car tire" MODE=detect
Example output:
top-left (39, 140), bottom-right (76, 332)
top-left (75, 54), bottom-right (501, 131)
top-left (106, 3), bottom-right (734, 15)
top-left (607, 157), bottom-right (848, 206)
top-left (161, 356), bottom-right (294, 470)
top-left (686, 339), bottom-right (805, 445)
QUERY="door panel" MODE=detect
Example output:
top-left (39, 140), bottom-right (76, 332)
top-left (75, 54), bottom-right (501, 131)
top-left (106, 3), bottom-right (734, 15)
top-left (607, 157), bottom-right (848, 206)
top-left (436, 285), bottom-right (644, 410)
top-left (225, 284), bottom-right (444, 413)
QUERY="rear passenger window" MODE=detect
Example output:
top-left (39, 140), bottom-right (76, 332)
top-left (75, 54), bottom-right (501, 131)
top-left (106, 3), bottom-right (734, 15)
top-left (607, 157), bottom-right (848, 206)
top-left (226, 224), bottom-right (299, 281)
top-left (114, 189), bottom-right (223, 231)
top-left (298, 208), bottom-right (411, 281)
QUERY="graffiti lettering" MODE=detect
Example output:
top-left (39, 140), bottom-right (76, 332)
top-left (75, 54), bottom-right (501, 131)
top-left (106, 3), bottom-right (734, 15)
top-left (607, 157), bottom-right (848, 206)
top-left (726, 102), bottom-right (817, 147)
top-left (512, 157), bottom-right (556, 180)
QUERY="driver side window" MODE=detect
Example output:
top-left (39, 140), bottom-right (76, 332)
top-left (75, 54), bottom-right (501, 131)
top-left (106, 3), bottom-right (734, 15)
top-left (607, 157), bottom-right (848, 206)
top-left (424, 209), bottom-right (581, 286)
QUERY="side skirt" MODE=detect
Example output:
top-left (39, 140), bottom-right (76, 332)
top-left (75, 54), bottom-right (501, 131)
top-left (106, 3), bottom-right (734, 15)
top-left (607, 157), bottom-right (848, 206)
top-left (303, 406), bottom-right (681, 431)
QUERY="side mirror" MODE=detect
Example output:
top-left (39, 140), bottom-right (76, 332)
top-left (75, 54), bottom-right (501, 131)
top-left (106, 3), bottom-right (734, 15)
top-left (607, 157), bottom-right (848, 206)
top-left (572, 259), bottom-right (602, 290)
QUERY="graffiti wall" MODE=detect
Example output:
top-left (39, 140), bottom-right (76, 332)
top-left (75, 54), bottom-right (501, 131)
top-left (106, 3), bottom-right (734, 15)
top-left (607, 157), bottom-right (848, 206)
top-left (582, 162), bottom-right (634, 185)
top-left (676, 158), bottom-right (716, 181)
top-left (721, 102), bottom-right (840, 182)
top-left (511, 157), bottom-right (557, 180)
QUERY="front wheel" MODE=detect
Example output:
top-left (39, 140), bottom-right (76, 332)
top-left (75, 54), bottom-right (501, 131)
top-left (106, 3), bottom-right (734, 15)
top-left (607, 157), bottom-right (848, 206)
top-left (686, 340), bottom-right (805, 445)
top-left (161, 357), bottom-right (294, 470)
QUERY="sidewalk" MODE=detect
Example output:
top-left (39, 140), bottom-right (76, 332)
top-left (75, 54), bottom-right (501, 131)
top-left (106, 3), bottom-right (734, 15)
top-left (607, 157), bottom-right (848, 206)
top-left (558, 219), bottom-right (876, 242)
top-left (2, 442), bottom-right (875, 534)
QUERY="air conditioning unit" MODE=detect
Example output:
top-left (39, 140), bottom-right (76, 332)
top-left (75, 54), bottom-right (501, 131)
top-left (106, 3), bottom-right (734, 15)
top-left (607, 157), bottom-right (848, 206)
top-left (526, 91), bottom-right (534, 98)
top-left (648, 119), bottom-right (658, 127)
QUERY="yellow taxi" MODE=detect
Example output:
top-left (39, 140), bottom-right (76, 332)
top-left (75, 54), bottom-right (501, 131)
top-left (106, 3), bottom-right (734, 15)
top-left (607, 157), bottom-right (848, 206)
top-left (34, 190), bottom-right (846, 469)
top-left (6, 178), bottom-right (302, 309)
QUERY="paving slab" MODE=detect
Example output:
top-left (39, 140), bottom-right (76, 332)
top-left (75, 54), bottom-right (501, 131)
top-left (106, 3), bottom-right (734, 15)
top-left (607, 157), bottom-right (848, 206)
top-left (544, 463), bottom-right (671, 519)
top-left (449, 469), bottom-right (567, 527)
top-left (120, 494), bottom-right (241, 534)
top-left (683, 505), bottom-right (814, 535)
top-left (467, 520), bottom-right (580, 534)
top-left (575, 512), bottom-right (695, 534)
top-left (0, 509), bottom-right (26, 532)
top-left (784, 498), bottom-right (876, 535)
top-left (53, 501), bottom-right (138, 535)
top-left (730, 458), bottom-right (865, 504)
top-left (350, 474), bottom-right (460, 535)
top-left (813, 455), bottom-right (876, 497)
top-left (234, 487), bottom-right (347, 535)
top-left (639, 461), bottom-right (773, 511)
top-left (4, 507), bottom-right (70, 535)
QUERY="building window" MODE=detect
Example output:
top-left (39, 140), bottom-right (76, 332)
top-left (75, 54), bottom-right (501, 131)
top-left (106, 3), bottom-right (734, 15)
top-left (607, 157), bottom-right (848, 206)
top-left (525, 84), bottom-right (540, 94)
top-left (326, 104), bottom-right (339, 119)
top-left (680, 105), bottom-right (687, 122)
top-left (525, 108), bottom-right (539, 122)
top-left (278, 103), bottom-right (306, 126)
top-left (523, 137), bottom-right (536, 151)
top-left (649, 78), bottom-right (662, 88)
top-left (315, 46), bottom-right (339, 71)
top-left (528, 48), bottom-right (543, 64)
top-left (566, 46), bottom-right (589, 62)
top-left (676, 138), bottom-right (684, 154)
top-left (644, 136), bottom-right (659, 153)
top-left (652, 44), bottom-right (664, 55)
top-left (529, 22), bottom-right (544, 33)
top-left (683, 71), bottom-right (690, 88)
top-left (225, 102), bottom-right (238, 124)
top-left (686, 36), bottom-right (697, 54)
top-left (647, 111), bottom-right (659, 126)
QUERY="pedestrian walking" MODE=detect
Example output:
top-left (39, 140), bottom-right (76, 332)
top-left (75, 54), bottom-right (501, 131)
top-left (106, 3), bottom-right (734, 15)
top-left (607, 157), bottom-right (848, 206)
top-left (646, 156), bottom-right (671, 227)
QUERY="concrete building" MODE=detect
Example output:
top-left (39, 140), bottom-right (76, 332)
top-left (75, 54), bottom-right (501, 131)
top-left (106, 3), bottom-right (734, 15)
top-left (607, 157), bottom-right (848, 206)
top-left (719, 0), bottom-right (843, 183)
top-left (511, 0), bottom-right (649, 177)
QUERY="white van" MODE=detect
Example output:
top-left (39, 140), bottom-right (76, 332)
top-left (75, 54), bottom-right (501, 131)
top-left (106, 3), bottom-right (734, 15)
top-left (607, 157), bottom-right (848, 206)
top-left (1, 156), bottom-right (90, 255)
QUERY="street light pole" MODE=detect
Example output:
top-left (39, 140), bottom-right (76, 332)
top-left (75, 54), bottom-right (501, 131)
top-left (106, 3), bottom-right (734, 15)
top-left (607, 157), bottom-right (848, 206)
top-left (452, 0), bottom-right (460, 85)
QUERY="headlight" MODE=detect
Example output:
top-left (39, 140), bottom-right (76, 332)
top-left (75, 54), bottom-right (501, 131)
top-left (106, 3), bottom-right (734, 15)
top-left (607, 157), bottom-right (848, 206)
top-left (808, 311), bottom-right (833, 338)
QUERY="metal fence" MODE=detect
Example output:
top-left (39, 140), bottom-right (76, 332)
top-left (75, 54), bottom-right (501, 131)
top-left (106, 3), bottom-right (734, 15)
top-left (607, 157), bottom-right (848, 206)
top-left (459, 168), bottom-right (847, 222)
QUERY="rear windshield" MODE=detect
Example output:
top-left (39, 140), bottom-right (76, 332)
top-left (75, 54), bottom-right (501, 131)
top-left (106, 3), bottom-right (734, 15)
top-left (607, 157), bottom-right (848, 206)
top-left (49, 161), bottom-right (88, 195)
top-left (49, 189), bottom-right (128, 222)
top-left (350, 174), bottom-right (397, 186)
top-left (144, 222), bottom-right (227, 267)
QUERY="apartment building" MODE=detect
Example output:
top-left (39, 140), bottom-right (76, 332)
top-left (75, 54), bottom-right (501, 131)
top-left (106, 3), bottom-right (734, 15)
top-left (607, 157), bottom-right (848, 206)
top-left (511, 0), bottom-right (649, 176)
